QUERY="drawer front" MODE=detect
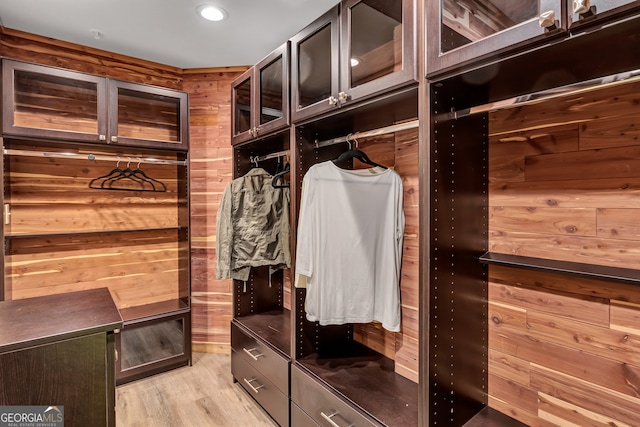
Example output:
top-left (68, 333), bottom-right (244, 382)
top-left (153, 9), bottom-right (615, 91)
top-left (232, 350), bottom-right (289, 427)
top-left (231, 322), bottom-right (289, 394)
top-left (291, 365), bottom-right (380, 427)
top-left (291, 403), bottom-right (320, 427)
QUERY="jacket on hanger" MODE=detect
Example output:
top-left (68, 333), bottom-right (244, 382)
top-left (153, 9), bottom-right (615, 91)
top-left (216, 167), bottom-right (291, 281)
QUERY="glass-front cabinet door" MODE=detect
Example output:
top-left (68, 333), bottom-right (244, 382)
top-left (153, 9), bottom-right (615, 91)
top-left (340, 0), bottom-right (416, 104)
top-left (256, 42), bottom-right (290, 138)
top-left (427, 0), bottom-right (565, 76)
top-left (291, 1), bottom-right (416, 122)
top-left (291, 6), bottom-right (340, 122)
top-left (2, 59), bottom-right (108, 142)
top-left (231, 68), bottom-right (254, 144)
top-left (568, 0), bottom-right (640, 29)
top-left (108, 80), bottom-right (189, 150)
top-left (232, 43), bottom-right (289, 144)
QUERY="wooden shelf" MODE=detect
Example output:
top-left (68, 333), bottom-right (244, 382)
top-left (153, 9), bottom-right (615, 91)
top-left (234, 309), bottom-right (290, 357)
top-left (297, 340), bottom-right (418, 427)
top-left (462, 407), bottom-right (527, 427)
top-left (479, 252), bottom-right (640, 286)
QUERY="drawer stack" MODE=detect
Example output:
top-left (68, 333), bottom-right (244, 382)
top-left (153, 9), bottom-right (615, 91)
top-left (231, 321), bottom-right (290, 426)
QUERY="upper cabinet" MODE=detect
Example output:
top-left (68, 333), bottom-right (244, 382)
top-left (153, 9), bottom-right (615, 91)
top-left (108, 79), bottom-right (188, 150)
top-left (2, 59), bottom-right (188, 150)
top-left (291, 0), bottom-right (417, 123)
top-left (427, 0), bottom-right (640, 77)
top-left (427, 0), bottom-right (565, 76)
top-left (231, 42), bottom-right (290, 145)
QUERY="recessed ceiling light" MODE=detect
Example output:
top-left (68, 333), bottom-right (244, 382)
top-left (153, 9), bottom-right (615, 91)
top-left (90, 29), bottom-right (103, 39)
top-left (197, 5), bottom-right (227, 22)
top-left (350, 57), bottom-right (361, 67)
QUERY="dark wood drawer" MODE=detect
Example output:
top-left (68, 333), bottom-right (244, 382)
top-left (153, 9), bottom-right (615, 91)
top-left (291, 402), bottom-right (321, 427)
top-left (291, 365), bottom-right (380, 427)
top-left (231, 349), bottom-right (289, 427)
top-left (231, 321), bottom-right (289, 394)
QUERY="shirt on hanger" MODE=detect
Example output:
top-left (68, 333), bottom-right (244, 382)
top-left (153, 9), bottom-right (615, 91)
top-left (295, 161), bottom-right (404, 332)
top-left (216, 167), bottom-right (291, 281)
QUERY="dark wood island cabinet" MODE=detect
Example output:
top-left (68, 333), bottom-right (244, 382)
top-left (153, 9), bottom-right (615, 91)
top-left (0, 288), bottom-right (122, 427)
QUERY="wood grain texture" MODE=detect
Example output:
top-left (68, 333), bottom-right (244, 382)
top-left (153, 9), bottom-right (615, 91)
top-left (488, 78), bottom-right (640, 424)
top-left (183, 70), bottom-right (246, 352)
top-left (0, 27), bottom-right (183, 89)
top-left (351, 128), bottom-right (420, 382)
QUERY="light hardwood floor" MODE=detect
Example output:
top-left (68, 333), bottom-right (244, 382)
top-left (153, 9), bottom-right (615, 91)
top-left (116, 352), bottom-right (278, 426)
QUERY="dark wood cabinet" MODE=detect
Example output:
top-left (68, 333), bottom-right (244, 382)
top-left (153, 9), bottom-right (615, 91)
top-left (1, 58), bottom-right (191, 386)
top-left (425, 13), bottom-right (640, 427)
top-left (427, 0), bottom-right (640, 77)
top-left (2, 59), bottom-right (108, 143)
top-left (0, 288), bottom-right (122, 427)
top-left (426, 0), bottom-right (565, 77)
top-left (231, 321), bottom-right (290, 426)
top-left (229, 132), bottom-right (292, 426)
top-left (231, 43), bottom-right (290, 145)
top-left (2, 59), bottom-right (189, 150)
top-left (291, 0), bottom-right (416, 122)
top-left (108, 79), bottom-right (189, 150)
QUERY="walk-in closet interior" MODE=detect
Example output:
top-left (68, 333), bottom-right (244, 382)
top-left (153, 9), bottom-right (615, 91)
top-left (2, 0), bottom-right (640, 426)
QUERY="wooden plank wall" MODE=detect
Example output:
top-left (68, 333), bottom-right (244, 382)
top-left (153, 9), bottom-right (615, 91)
top-left (0, 27), bottom-right (183, 89)
top-left (488, 80), bottom-right (640, 425)
top-left (183, 69), bottom-right (247, 353)
top-left (351, 128), bottom-right (420, 382)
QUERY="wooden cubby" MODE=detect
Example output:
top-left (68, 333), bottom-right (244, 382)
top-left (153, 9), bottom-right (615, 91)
top-left (1, 58), bottom-right (191, 385)
top-left (427, 13), bottom-right (640, 427)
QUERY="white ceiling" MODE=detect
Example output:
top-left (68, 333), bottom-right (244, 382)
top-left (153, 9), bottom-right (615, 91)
top-left (0, 0), bottom-right (341, 69)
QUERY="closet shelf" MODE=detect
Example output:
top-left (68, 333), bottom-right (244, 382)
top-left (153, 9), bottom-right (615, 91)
top-left (479, 252), bottom-right (640, 286)
top-left (297, 340), bottom-right (418, 427)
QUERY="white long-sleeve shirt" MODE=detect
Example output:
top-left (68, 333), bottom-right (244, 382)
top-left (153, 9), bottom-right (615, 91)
top-left (295, 161), bottom-right (404, 332)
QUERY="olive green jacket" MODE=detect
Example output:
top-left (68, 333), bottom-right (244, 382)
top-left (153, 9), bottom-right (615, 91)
top-left (215, 168), bottom-right (291, 281)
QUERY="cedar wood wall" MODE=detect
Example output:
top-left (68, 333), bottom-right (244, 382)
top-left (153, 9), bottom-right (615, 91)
top-left (487, 81), bottom-right (640, 426)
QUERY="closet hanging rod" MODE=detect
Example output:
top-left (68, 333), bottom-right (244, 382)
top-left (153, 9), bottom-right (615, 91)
top-left (3, 148), bottom-right (187, 166)
top-left (250, 149), bottom-right (290, 164)
top-left (314, 120), bottom-right (419, 149)
top-left (441, 68), bottom-right (640, 121)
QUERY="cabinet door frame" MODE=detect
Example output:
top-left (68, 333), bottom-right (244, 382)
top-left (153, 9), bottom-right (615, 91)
top-left (567, 0), bottom-right (640, 29)
top-left (426, 0), bottom-right (566, 77)
top-left (231, 67), bottom-right (256, 145)
top-left (108, 79), bottom-right (189, 150)
top-left (291, 5), bottom-right (341, 123)
top-left (339, 0), bottom-right (418, 104)
top-left (2, 59), bottom-right (108, 143)
top-left (254, 41), bottom-right (291, 139)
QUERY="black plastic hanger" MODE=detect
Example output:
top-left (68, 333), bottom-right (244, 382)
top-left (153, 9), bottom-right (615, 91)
top-left (89, 157), bottom-right (167, 192)
top-left (88, 157), bottom-right (127, 189)
top-left (272, 163), bottom-right (290, 188)
top-left (333, 148), bottom-right (387, 169)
